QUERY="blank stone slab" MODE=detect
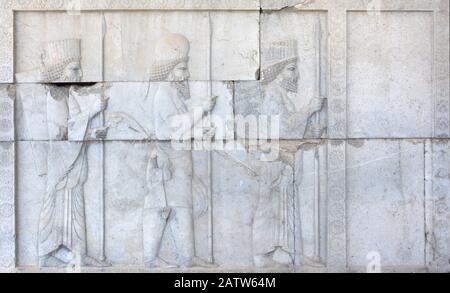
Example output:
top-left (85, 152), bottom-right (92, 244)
top-left (347, 140), bottom-right (426, 267)
top-left (14, 11), bottom-right (103, 83)
top-left (347, 12), bottom-right (434, 138)
top-left (103, 11), bottom-right (259, 81)
top-left (0, 85), bottom-right (14, 141)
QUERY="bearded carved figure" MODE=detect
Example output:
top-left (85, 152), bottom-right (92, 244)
top-left (40, 39), bottom-right (83, 82)
top-left (143, 33), bottom-right (216, 268)
top-left (39, 85), bottom-right (109, 268)
top-left (260, 40), bottom-right (325, 138)
top-left (15, 39), bottom-right (83, 83)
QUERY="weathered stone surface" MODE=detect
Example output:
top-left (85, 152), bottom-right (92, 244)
top-left (347, 140), bottom-right (426, 268)
top-left (14, 11), bottom-right (103, 83)
top-left (103, 11), bottom-right (259, 81)
top-left (11, 0), bottom-right (261, 11)
top-left (347, 12), bottom-right (434, 138)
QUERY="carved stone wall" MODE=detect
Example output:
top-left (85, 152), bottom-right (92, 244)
top-left (0, 0), bottom-right (449, 273)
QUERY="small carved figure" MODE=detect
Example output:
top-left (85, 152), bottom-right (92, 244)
top-left (253, 157), bottom-right (295, 267)
top-left (143, 33), bottom-right (215, 268)
top-left (15, 39), bottom-right (83, 83)
top-left (38, 85), bottom-right (109, 267)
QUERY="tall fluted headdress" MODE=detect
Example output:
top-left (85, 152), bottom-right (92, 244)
top-left (40, 39), bottom-right (81, 82)
top-left (150, 33), bottom-right (190, 81)
top-left (261, 40), bottom-right (298, 84)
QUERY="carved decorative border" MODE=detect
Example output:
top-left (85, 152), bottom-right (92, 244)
top-left (328, 7), bottom-right (347, 139)
top-left (0, 85), bottom-right (14, 141)
top-left (428, 140), bottom-right (450, 272)
top-left (0, 142), bottom-right (15, 270)
top-left (327, 140), bottom-right (346, 269)
top-left (0, 9), bottom-right (13, 84)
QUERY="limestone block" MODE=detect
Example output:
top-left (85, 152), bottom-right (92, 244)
top-left (103, 11), bottom-right (259, 81)
top-left (347, 12), bottom-right (434, 138)
top-left (14, 11), bottom-right (103, 83)
top-left (347, 140), bottom-right (426, 268)
top-left (0, 85), bottom-right (14, 141)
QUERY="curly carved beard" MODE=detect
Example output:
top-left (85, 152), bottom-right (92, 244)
top-left (59, 72), bottom-right (82, 82)
top-left (171, 81), bottom-right (191, 100)
top-left (280, 76), bottom-right (299, 93)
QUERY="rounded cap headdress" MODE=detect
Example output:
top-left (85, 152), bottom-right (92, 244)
top-left (150, 33), bottom-right (190, 81)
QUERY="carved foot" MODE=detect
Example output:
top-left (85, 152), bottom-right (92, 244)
top-left (144, 257), bottom-right (177, 269)
top-left (301, 256), bottom-right (326, 268)
top-left (191, 257), bottom-right (218, 268)
top-left (254, 251), bottom-right (294, 269)
top-left (39, 255), bottom-right (69, 268)
top-left (80, 255), bottom-right (111, 267)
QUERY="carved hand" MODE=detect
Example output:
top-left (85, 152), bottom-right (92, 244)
top-left (202, 126), bottom-right (216, 141)
top-left (92, 127), bottom-right (108, 140)
top-left (91, 98), bottom-right (108, 116)
top-left (202, 96), bottom-right (218, 113)
top-left (308, 96), bottom-right (326, 116)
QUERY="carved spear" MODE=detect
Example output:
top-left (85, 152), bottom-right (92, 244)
top-left (313, 16), bottom-right (322, 263)
top-left (206, 11), bottom-right (214, 264)
top-left (99, 87), bottom-right (106, 262)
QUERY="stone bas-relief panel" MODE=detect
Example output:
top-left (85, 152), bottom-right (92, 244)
top-left (14, 11), bottom-right (103, 83)
top-left (103, 11), bottom-right (259, 81)
top-left (347, 140), bottom-right (426, 268)
top-left (347, 12), bottom-right (434, 138)
top-left (4, 0), bottom-right (450, 273)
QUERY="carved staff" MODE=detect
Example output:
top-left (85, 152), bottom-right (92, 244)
top-left (99, 89), bottom-right (106, 262)
top-left (206, 11), bottom-right (214, 264)
top-left (313, 16), bottom-right (322, 262)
